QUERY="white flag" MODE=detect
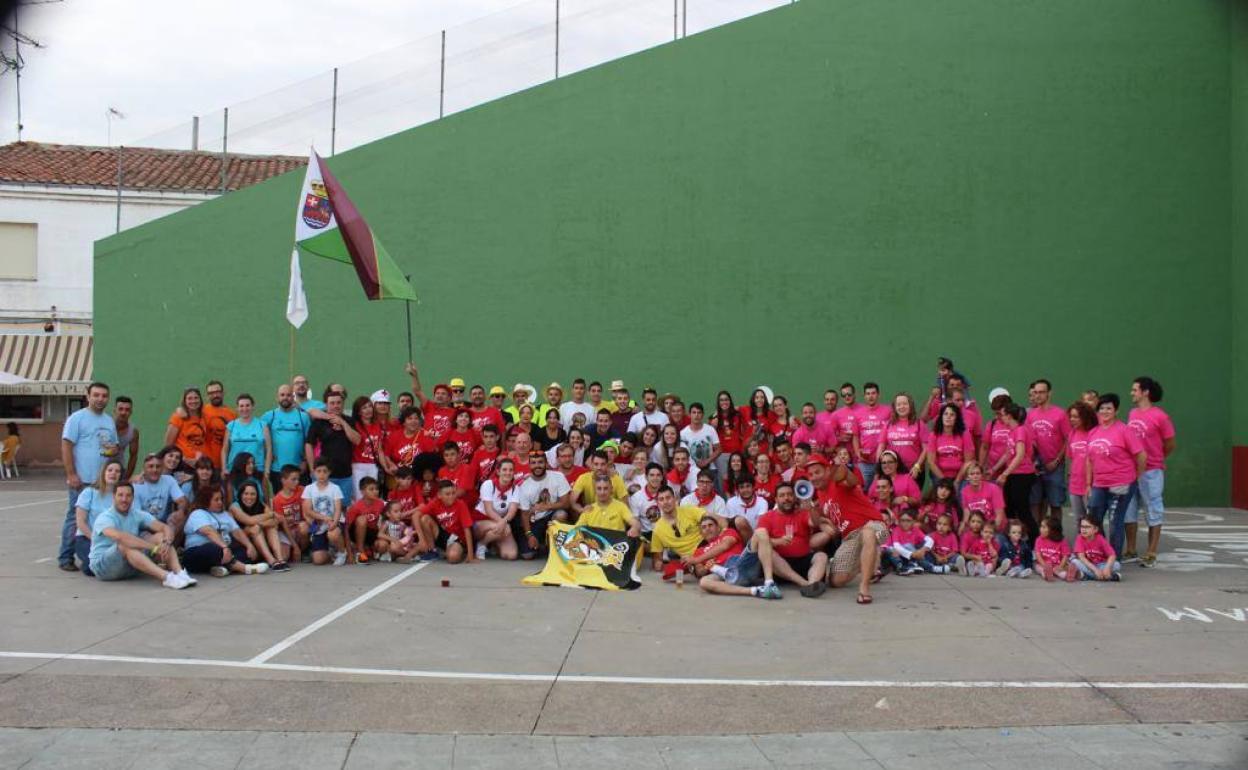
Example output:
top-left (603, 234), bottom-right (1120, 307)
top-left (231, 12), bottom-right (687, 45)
top-left (286, 247), bottom-right (309, 328)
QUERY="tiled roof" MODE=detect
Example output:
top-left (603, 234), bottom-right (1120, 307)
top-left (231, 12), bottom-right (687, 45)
top-left (0, 141), bottom-right (305, 192)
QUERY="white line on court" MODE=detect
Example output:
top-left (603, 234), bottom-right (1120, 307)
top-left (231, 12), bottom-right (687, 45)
top-left (0, 498), bottom-right (63, 511)
top-left (247, 561), bottom-right (430, 664)
top-left (0, 650), bottom-right (1245, 690)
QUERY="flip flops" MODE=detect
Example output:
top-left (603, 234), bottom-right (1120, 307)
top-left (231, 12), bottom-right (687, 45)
top-left (857, 593), bottom-right (873, 604)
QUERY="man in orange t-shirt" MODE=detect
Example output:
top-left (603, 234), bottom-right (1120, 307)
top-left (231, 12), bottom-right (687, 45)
top-left (202, 380), bottom-right (236, 470)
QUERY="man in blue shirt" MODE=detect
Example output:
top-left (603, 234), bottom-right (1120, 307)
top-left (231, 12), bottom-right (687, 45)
top-left (90, 482), bottom-right (192, 589)
top-left (262, 383), bottom-right (312, 488)
top-left (132, 453), bottom-right (188, 536)
top-left (292, 374), bottom-right (326, 412)
top-left (59, 382), bottom-right (118, 571)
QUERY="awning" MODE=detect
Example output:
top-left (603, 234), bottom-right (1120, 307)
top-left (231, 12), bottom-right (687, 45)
top-left (0, 334), bottom-right (93, 396)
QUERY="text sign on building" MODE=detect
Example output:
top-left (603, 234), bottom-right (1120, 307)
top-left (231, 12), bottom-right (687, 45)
top-left (0, 383), bottom-right (88, 396)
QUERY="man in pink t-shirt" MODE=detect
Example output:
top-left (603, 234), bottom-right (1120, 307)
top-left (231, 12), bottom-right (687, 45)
top-left (1124, 376), bottom-right (1176, 567)
top-left (816, 389), bottom-right (839, 436)
top-left (1026, 378), bottom-right (1072, 522)
top-left (830, 383), bottom-right (858, 452)
top-left (793, 403), bottom-right (832, 454)
top-left (851, 382), bottom-right (891, 489)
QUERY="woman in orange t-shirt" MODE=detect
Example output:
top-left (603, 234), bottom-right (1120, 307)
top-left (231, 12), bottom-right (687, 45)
top-left (165, 388), bottom-right (208, 464)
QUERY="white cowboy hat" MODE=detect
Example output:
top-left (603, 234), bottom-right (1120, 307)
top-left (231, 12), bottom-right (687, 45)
top-left (512, 383), bottom-right (537, 403)
top-left (754, 384), bottom-right (775, 404)
top-left (987, 386), bottom-right (1010, 404)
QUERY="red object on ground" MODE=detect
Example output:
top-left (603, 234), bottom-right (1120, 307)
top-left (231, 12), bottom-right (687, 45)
top-left (1232, 446), bottom-right (1248, 510)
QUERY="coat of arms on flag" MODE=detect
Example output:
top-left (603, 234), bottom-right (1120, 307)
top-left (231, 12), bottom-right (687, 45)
top-left (522, 523), bottom-right (642, 590)
top-left (301, 181), bottom-right (332, 229)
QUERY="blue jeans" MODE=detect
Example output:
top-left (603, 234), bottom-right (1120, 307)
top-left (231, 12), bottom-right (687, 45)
top-left (1089, 483), bottom-right (1137, 557)
top-left (858, 463), bottom-right (877, 489)
top-left (330, 476), bottom-right (355, 506)
top-left (1072, 559), bottom-right (1121, 580)
top-left (1124, 469), bottom-right (1165, 527)
top-left (59, 488), bottom-right (80, 565)
top-left (73, 535), bottom-right (94, 576)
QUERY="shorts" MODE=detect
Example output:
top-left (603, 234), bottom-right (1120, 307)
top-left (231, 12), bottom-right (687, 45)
top-left (831, 520), bottom-right (888, 574)
top-left (723, 547), bottom-right (762, 586)
top-left (1029, 466), bottom-right (1067, 508)
top-left (434, 530), bottom-right (461, 551)
top-left (309, 521), bottom-right (343, 552)
top-left (90, 548), bottom-right (136, 581)
top-left (781, 552), bottom-right (815, 577)
top-left (1124, 469), bottom-right (1165, 527)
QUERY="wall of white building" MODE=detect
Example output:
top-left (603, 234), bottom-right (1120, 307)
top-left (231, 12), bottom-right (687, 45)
top-left (0, 184), bottom-right (213, 314)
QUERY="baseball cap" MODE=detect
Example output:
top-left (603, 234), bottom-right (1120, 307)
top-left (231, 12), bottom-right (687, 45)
top-left (489, 385), bottom-right (506, 397)
top-left (370, 389), bottom-right (391, 403)
top-left (449, 377), bottom-right (466, 389)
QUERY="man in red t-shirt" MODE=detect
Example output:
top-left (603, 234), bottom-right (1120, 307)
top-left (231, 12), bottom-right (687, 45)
top-left (467, 385), bottom-right (506, 435)
top-left (406, 361), bottom-right (456, 442)
top-left (417, 480), bottom-right (477, 564)
top-left (806, 453), bottom-right (887, 604)
top-left (471, 424), bottom-right (503, 482)
top-left (755, 482), bottom-right (828, 597)
top-left (692, 514), bottom-right (784, 599)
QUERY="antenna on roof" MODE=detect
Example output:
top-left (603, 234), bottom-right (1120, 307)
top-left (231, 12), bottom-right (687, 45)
top-left (105, 106), bottom-right (125, 146)
top-left (0, 1), bottom-right (65, 141)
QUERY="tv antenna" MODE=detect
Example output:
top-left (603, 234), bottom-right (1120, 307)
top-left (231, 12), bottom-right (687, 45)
top-left (1, 1), bottom-right (66, 141)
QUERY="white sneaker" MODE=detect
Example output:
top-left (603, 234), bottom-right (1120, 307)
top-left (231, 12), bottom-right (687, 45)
top-left (244, 562), bottom-right (270, 575)
top-left (332, 551), bottom-right (347, 567)
top-left (1018, 568), bottom-right (1032, 579)
top-left (378, 552), bottom-right (392, 563)
top-left (475, 544), bottom-right (487, 560)
top-left (210, 565), bottom-right (229, 578)
top-left (163, 572), bottom-right (189, 590)
top-left (177, 569), bottom-right (198, 587)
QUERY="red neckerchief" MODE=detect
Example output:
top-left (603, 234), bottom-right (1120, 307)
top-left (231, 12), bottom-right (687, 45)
top-left (695, 491), bottom-right (716, 506)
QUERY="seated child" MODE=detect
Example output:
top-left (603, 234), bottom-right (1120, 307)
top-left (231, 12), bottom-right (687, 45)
top-left (996, 520), bottom-right (1033, 578)
top-left (1072, 516), bottom-right (1121, 582)
top-left (374, 500), bottom-right (420, 562)
top-left (417, 480), bottom-right (478, 564)
top-left (964, 519), bottom-right (1000, 577)
top-left (1033, 516), bottom-right (1073, 582)
top-left (883, 511), bottom-right (931, 575)
top-left (927, 513), bottom-right (962, 574)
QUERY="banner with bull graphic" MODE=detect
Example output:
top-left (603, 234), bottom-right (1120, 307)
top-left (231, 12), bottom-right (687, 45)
top-left (522, 522), bottom-right (642, 590)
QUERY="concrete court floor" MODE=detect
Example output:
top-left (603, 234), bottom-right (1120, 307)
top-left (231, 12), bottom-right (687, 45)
top-left (1, 474), bottom-right (1246, 745)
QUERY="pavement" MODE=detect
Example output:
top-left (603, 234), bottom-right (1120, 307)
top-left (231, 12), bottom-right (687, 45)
top-left (2, 473), bottom-right (1247, 764)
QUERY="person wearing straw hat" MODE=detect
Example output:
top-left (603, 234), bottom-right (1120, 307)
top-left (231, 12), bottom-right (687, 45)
top-left (504, 383), bottom-right (537, 424)
top-left (537, 382), bottom-right (564, 427)
top-left (605, 380), bottom-right (637, 414)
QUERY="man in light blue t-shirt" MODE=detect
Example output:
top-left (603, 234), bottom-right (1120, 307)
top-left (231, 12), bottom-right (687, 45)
top-left (262, 383), bottom-right (312, 488)
top-left (59, 382), bottom-right (118, 571)
top-left (132, 453), bottom-right (188, 535)
top-left (89, 483), bottom-right (193, 589)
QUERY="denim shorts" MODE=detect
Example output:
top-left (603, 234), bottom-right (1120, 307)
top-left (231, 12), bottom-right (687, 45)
top-left (723, 547), bottom-right (762, 586)
top-left (1124, 469), bottom-right (1165, 526)
top-left (1029, 466), bottom-right (1067, 507)
top-left (90, 548), bottom-right (136, 581)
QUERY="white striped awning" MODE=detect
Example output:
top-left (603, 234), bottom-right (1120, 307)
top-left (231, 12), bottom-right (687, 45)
top-left (0, 334), bottom-right (93, 395)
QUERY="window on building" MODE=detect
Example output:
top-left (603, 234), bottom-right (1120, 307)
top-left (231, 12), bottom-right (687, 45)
top-left (0, 395), bottom-right (44, 422)
top-left (0, 222), bottom-right (37, 280)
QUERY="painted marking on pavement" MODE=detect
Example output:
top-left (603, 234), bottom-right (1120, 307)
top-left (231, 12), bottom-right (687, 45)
top-left (0, 650), bottom-right (1245, 690)
top-left (1157, 607), bottom-right (1248, 623)
top-left (248, 561), bottom-right (430, 664)
top-left (0, 498), bottom-right (63, 511)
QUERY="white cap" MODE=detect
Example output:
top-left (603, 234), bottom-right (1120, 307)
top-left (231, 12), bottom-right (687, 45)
top-left (987, 387), bottom-right (1010, 404)
top-left (370, 389), bottom-right (391, 403)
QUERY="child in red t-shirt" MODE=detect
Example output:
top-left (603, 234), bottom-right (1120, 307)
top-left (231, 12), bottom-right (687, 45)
top-left (346, 477), bottom-right (387, 563)
top-left (270, 465), bottom-right (306, 564)
top-left (436, 443), bottom-right (479, 507)
top-left (418, 480), bottom-right (478, 564)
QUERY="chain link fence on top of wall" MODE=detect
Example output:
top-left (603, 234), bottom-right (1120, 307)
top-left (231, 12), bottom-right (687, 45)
top-left (118, 0), bottom-right (795, 194)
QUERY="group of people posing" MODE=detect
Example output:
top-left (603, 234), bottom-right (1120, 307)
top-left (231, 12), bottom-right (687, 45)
top-left (57, 357), bottom-right (1175, 603)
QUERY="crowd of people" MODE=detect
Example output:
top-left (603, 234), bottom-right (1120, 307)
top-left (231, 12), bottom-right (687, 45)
top-left (56, 357), bottom-right (1176, 602)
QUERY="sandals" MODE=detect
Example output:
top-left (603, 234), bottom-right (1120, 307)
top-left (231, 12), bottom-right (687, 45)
top-left (857, 593), bottom-right (873, 605)
top-left (870, 569), bottom-right (885, 584)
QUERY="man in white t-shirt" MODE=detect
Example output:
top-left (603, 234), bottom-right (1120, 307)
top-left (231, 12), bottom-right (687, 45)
top-left (725, 475), bottom-right (768, 538)
top-left (628, 463), bottom-right (667, 539)
top-left (679, 402), bottom-right (720, 481)
top-left (517, 449), bottom-right (571, 559)
top-left (627, 387), bottom-right (670, 435)
top-left (559, 378), bottom-right (597, 431)
top-left (681, 470), bottom-right (726, 517)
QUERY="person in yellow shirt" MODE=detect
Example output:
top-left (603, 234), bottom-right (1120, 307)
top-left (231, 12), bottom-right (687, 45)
top-left (571, 451), bottom-right (627, 514)
top-left (576, 476), bottom-right (640, 536)
top-left (2, 423), bottom-right (20, 467)
top-left (648, 486), bottom-right (709, 573)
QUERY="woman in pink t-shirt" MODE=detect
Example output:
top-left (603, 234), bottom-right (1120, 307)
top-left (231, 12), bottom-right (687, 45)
top-left (877, 393), bottom-right (928, 484)
top-left (1065, 400), bottom-right (1096, 519)
top-left (978, 392), bottom-right (1015, 477)
top-left (959, 462), bottom-right (1005, 532)
top-left (871, 450), bottom-right (921, 514)
top-left (993, 403), bottom-right (1037, 538)
top-left (1086, 393), bottom-right (1146, 558)
top-left (926, 403), bottom-right (974, 484)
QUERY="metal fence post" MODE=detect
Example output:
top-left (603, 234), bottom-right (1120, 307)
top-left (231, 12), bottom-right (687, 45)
top-left (555, 0), bottom-right (560, 79)
top-left (439, 30), bottom-right (446, 118)
top-left (331, 67), bottom-right (339, 156)
top-left (191, 116), bottom-right (199, 151)
top-left (220, 107), bottom-right (228, 195)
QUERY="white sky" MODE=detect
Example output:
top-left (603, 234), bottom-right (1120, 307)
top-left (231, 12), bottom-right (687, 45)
top-left (0, 0), bottom-right (548, 148)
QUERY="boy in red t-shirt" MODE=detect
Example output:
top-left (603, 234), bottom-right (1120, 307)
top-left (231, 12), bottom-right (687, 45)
top-left (271, 464), bottom-right (306, 565)
top-left (436, 443), bottom-right (478, 507)
top-left (346, 477), bottom-right (387, 563)
top-left (418, 480), bottom-right (478, 564)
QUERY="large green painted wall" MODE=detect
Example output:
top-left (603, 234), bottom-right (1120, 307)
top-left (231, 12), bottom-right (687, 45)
top-left (1234, 0), bottom-right (1248, 453)
top-left (97, 0), bottom-right (1233, 504)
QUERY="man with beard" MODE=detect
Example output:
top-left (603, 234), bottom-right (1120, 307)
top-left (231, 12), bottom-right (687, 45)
top-left (406, 361), bottom-right (457, 442)
top-left (468, 385), bottom-right (506, 435)
top-left (755, 482), bottom-right (828, 597)
top-left (263, 384), bottom-right (311, 488)
top-left (304, 392), bottom-right (361, 504)
top-left (852, 382), bottom-right (890, 487)
top-left (627, 387), bottom-right (670, 435)
top-left (202, 381), bottom-right (236, 471)
top-left (517, 449), bottom-right (572, 558)
top-left (292, 374), bottom-right (325, 412)
top-left (807, 453), bottom-right (887, 605)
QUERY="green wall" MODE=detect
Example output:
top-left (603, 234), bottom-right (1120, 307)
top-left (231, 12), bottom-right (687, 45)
top-left (97, 0), bottom-right (1234, 504)
top-left (1234, 0), bottom-right (1248, 452)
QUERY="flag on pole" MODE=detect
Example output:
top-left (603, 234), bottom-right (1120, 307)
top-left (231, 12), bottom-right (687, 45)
top-left (293, 149), bottom-right (417, 301)
top-left (286, 248), bottom-right (309, 328)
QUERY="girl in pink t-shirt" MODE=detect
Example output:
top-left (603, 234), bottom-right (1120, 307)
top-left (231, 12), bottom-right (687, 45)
top-left (919, 479), bottom-right (961, 532)
top-left (1033, 516), bottom-right (1073, 582)
top-left (964, 520), bottom-right (1000, 577)
top-left (1073, 516), bottom-right (1120, 581)
top-left (1065, 401), bottom-right (1096, 518)
top-left (928, 513), bottom-right (961, 574)
top-left (959, 463), bottom-right (1005, 532)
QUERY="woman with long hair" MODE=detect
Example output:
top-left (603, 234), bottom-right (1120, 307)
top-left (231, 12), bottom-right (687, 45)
top-left (227, 452), bottom-right (264, 504)
top-left (770, 395), bottom-right (797, 442)
top-left (877, 392), bottom-right (928, 485)
top-left (927, 403), bottom-right (973, 485)
top-left (349, 395), bottom-right (385, 498)
top-left (711, 391), bottom-right (745, 485)
top-left (650, 423), bottom-right (682, 468)
top-left (1065, 400), bottom-right (1097, 518)
top-left (181, 456), bottom-right (221, 501)
top-left (739, 388), bottom-right (775, 442)
top-left (72, 459), bottom-right (125, 575)
top-left (228, 479), bottom-right (288, 570)
top-left (164, 387), bottom-right (207, 464)
top-left (994, 402), bottom-right (1037, 538)
top-left (870, 450), bottom-right (922, 516)
top-left (182, 487), bottom-right (268, 577)
top-left (222, 394), bottom-right (270, 490)
top-left (722, 452), bottom-right (748, 498)
top-left (638, 424), bottom-right (661, 455)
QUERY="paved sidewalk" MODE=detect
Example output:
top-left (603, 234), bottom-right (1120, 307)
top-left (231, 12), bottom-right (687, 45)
top-left (3, 722), bottom-right (1246, 769)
